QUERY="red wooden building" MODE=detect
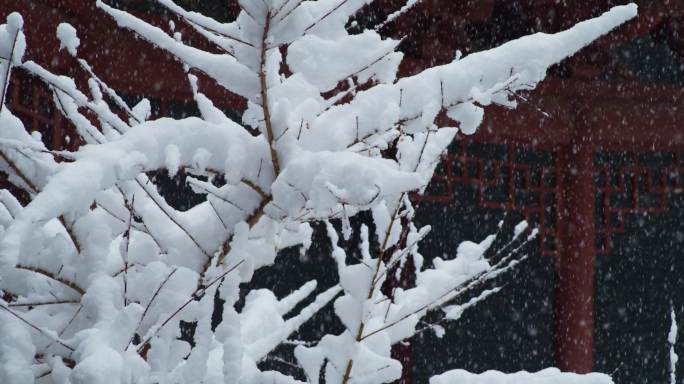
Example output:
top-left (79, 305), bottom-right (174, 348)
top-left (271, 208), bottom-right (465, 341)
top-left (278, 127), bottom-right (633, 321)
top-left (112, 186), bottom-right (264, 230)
top-left (2, 1), bottom-right (684, 382)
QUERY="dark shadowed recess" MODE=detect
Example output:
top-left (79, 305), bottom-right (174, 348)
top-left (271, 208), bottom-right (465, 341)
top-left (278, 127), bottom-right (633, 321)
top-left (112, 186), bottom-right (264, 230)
top-left (594, 151), bottom-right (684, 384)
top-left (411, 141), bottom-right (555, 382)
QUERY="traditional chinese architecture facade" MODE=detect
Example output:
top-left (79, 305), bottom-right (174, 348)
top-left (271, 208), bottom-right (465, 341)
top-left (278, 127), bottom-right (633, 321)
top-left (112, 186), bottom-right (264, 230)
top-left (2, 1), bottom-right (683, 383)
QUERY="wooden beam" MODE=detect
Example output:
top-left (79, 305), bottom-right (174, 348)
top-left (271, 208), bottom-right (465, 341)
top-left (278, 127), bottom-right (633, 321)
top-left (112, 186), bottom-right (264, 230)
top-left (554, 105), bottom-right (596, 373)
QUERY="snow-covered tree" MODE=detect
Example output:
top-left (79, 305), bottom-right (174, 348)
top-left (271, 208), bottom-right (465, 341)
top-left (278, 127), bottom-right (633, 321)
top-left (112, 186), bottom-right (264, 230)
top-left (0, 2), bottom-right (637, 383)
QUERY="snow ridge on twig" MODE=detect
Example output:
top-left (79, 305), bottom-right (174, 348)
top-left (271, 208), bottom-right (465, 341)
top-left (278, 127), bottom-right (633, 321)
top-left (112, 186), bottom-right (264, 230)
top-left (0, 2), bottom-right (636, 383)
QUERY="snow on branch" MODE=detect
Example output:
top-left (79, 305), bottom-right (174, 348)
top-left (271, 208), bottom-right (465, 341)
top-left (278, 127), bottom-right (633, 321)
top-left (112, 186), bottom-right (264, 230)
top-left (430, 368), bottom-right (614, 384)
top-left (0, 3), bottom-right (637, 384)
top-left (399, 4), bottom-right (637, 130)
top-left (0, 12), bottom-right (24, 109)
top-left (96, 1), bottom-right (258, 100)
top-left (671, 305), bottom-right (679, 384)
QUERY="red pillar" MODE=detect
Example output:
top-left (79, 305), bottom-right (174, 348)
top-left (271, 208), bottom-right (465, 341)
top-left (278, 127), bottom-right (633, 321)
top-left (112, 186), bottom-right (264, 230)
top-left (554, 106), bottom-right (595, 372)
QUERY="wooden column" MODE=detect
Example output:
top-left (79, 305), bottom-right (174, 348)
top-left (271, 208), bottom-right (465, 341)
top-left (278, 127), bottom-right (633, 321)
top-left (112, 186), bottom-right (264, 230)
top-left (554, 106), bottom-right (595, 372)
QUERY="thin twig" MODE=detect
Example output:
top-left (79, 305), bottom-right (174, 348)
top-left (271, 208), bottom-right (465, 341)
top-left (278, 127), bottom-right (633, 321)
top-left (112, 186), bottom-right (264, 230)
top-left (77, 58), bottom-right (140, 125)
top-left (183, 19), bottom-right (237, 57)
top-left (0, 150), bottom-right (38, 194)
top-left (137, 260), bottom-right (244, 355)
top-left (259, 12), bottom-right (281, 176)
top-left (374, 0), bottom-right (426, 30)
top-left (304, 0), bottom-right (351, 33)
top-left (0, 24), bottom-right (20, 111)
top-left (128, 268), bottom-right (178, 349)
top-left (272, 0), bottom-right (304, 25)
top-left (61, 307), bottom-right (82, 336)
top-left (395, 74), bottom-right (520, 128)
top-left (242, 178), bottom-right (269, 199)
top-left (122, 196), bottom-right (135, 306)
top-left (337, 42), bottom-right (400, 87)
top-left (360, 240), bottom-right (533, 341)
top-left (214, 195), bottom-right (270, 267)
top-left (8, 300), bottom-right (78, 307)
top-left (175, 12), bottom-right (253, 48)
top-left (0, 304), bottom-right (75, 351)
top-left (39, 304), bottom-right (83, 353)
top-left (25, 62), bottom-right (129, 135)
top-left (0, 149), bottom-right (84, 257)
top-left (58, 216), bottom-right (82, 255)
top-left (134, 176), bottom-right (212, 258)
top-left (412, 285), bottom-right (507, 338)
top-left (271, 0), bottom-right (296, 22)
top-left (16, 264), bottom-right (85, 295)
top-left (209, 199), bottom-right (229, 229)
top-left (188, 179), bottom-right (246, 213)
top-left (372, 227), bottom-right (431, 286)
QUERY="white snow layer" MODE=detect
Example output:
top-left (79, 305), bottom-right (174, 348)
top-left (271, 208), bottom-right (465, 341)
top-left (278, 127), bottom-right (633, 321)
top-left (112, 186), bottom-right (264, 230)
top-left (0, 3), bottom-right (636, 384)
top-left (430, 368), bottom-right (614, 384)
top-left (56, 23), bottom-right (80, 56)
top-left (670, 307), bottom-right (679, 384)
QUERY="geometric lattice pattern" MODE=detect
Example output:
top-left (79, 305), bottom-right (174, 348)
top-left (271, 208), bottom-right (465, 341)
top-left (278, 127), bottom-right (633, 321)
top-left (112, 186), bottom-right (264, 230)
top-left (5, 70), bottom-right (76, 150)
top-left (415, 140), bottom-right (560, 258)
top-left (595, 150), bottom-right (684, 254)
top-left (417, 142), bottom-right (684, 260)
